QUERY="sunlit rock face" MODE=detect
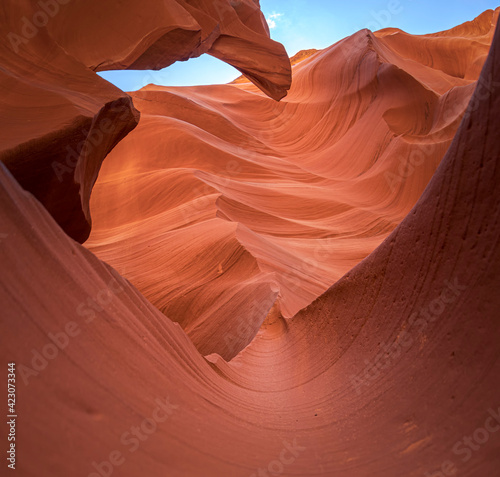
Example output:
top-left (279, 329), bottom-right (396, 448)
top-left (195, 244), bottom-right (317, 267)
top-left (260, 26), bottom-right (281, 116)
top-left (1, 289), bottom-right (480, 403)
top-left (87, 10), bottom-right (498, 359)
top-left (0, 0), bottom-right (291, 242)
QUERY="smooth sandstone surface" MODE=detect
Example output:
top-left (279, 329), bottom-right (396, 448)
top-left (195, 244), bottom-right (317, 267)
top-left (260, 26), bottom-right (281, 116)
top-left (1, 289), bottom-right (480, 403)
top-left (230, 48), bottom-right (319, 83)
top-left (0, 0), bottom-right (291, 242)
top-left (87, 10), bottom-right (498, 360)
top-left (1, 4), bottom-right (499, 477)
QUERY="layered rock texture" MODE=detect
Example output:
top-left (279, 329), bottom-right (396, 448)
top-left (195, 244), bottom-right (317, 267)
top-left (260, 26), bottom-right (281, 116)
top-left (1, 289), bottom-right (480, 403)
top-left (230, 48), bottom-right (319, 83)
top-left (0, 0), bottom-right (290, 242)
top-left (87, 9), bottom-right (499, 360)
top-left (1, 3), bottom-right (499, 476)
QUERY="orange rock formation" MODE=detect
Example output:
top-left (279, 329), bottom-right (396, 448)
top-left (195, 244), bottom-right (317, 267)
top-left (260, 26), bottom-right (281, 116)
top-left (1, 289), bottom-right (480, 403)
top-left (87, 9), bottom-right (498, 360)
top-left (1, 3), bottom-right (499, 476)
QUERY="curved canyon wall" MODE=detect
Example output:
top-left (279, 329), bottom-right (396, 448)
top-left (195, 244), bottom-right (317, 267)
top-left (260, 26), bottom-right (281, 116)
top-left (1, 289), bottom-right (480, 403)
top-left (1, 3), bottom-right (499, 476)
top-left (87, 9), bottom-right (498, 360)
top-left (0, 0), bottom-right (291, 242)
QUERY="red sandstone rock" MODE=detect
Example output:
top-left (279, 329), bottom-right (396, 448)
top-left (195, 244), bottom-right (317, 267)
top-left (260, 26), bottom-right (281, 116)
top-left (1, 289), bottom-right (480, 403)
top-left (86, 10), bottom-right (498, 359)
top-left (0, 6), bottom-right (499, 477)
top-left (0, 0), bottom-right (291, 242)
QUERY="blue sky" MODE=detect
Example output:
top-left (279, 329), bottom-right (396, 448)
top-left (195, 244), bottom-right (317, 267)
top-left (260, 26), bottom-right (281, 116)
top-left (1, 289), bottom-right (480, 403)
top-left (99, 0), bottom-right (499, 91)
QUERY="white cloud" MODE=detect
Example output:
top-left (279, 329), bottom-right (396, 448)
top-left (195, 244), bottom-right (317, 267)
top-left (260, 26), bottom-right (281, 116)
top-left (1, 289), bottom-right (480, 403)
top-left (266, 13), bottom-right (283, 29)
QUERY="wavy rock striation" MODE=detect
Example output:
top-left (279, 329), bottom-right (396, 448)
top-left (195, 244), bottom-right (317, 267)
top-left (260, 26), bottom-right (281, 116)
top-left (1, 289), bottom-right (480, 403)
top-left (1, 5), bottom-right (500, 477)
top-left (1, 12), bottom-right (500, 476)
top-left (0, 0), bottom-right (290, 242)
top-left (230, 48), bottom-right (320, 83)
top-left (87, 9), bottom-right (499, 359)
